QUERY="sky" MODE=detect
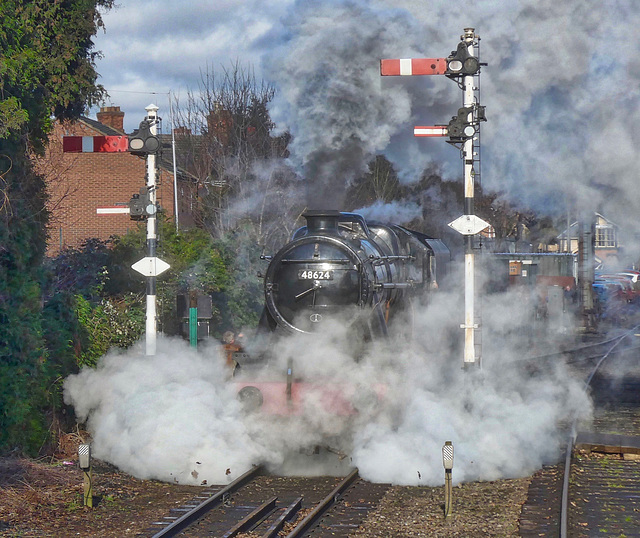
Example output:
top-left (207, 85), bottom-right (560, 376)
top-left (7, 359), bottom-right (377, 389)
top-left (92, 0), bottom-right (640, 241)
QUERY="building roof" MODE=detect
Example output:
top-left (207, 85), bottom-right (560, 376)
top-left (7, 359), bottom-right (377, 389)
top-left (79, 116), bottom-right (124, 136)
top-left (557, 212), bottom-right (618, 240)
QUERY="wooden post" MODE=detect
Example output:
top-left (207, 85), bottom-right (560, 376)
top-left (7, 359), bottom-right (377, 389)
top-left (83, 467), bottom-right (93, 508)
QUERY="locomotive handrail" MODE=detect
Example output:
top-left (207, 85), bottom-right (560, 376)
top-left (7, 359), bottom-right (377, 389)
top-left (369, 255), bottom-right (415, 262)
top-left (279, 258), bottom-right (353, 264)
top-left (377, 282), bottom-right (414, 289)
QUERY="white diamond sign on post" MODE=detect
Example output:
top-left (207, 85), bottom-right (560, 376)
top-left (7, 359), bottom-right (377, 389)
top-left (132, 256), bottom-right (170, 277)
top-left (448, 215), bottom-right (490, 236)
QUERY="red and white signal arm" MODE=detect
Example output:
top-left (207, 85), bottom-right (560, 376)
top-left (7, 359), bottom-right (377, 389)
top-left (414, 126), bottom-right (448, 137)
top-left (97, 206), bottom-right (129, 215)
top-left (380, 58), bottom-right (447, 76)
top-left (62, 135), bottom-right (128, 153)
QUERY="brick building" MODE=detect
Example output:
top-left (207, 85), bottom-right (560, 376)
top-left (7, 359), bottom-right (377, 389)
top-left (36, 106), bottom-right (186, 256)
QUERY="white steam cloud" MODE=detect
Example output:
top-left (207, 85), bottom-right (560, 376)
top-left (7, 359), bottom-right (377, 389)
top-left (262, 0), bottom-right (640, 232)
top-left (64, 282), bottom-right (590, 486)
top-left (352, 200), bottom-right (422, 224)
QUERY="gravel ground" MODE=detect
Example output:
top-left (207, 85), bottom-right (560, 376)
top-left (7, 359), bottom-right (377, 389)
top-left (0, 457), bottom-right (201, 537)
top-left (0, 455), bottom-right (531, 537)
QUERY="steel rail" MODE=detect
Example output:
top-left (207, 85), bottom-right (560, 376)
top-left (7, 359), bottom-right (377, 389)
top-left (558, 325), bottom-right (639, 538)
top-left (511, 330), bottom-right (629, 365)
top-left (151, 464), bottom-right (263, 538)
top-left (222, 496), bottom-right (278, 538)
top-left (261, 496), bottom-right (303, 538)
top-left (285, 468), bottom-right (359, 538)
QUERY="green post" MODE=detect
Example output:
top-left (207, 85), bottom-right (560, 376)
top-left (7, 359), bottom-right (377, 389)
top-left (189, 291), bottom-right (198, 348)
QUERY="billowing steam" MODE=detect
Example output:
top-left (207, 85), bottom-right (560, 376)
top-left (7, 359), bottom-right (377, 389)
top-left (264, 0), bottom-right (640, 231)
top-left (264, 1), bottom-right (430, 208)
top-left (64, 282), bottom-right (590, 486)
top-left (352, 200), bottom-right (422, 224)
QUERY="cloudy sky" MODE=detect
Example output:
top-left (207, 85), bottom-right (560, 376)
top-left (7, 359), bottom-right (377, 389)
top-left (93, 0), bottom-right (640, 246)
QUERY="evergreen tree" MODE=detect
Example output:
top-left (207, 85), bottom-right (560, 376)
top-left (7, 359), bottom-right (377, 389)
top-left (0, 0), bottom-right (113, 454)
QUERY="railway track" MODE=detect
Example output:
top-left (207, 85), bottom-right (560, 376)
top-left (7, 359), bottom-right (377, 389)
top-left (520, 329), bottom-right (640, 536)
top-left (137, 466), bottom-right (389, 537)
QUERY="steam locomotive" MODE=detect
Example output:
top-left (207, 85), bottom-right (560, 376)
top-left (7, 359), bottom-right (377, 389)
top-left (257, 209), bottom-right (449, 339)
top-left (233, 210), bottom-right (449, 416)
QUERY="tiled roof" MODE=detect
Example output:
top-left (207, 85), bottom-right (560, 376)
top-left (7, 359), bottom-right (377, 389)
top-left (79, 116), bottom-right (124, 136)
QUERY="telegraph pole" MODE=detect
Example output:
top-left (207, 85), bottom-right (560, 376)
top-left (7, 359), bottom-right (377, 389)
top-left (381, 28), bottom-right (488, 369)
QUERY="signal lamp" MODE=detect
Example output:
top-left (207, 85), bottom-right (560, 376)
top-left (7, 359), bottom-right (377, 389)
top-left (129, 188), bottom-right (155, 220)
top-left (447, 107), bottom-right (476, 141)
top-left (448, 59), bottom-right (463, 73)
top-left (128, 120), bottom-right (160, 155)
top-left (446, 41), bottom-right (480, 77)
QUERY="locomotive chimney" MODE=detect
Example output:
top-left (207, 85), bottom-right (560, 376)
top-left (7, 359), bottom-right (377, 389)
top-left (303, 210), bottom-right (341, 233)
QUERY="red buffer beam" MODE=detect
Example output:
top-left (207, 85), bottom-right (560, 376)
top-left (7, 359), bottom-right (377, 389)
top-left (414, 126), bottom-right (448, 137)
top-left (380, 58), bottom-right (447, 76)
top-left (63, 135), bottom-right (128, 153)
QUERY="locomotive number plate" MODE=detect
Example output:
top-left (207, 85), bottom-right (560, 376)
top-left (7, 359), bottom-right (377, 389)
top-left (298, 270), bottom-right (333, 280)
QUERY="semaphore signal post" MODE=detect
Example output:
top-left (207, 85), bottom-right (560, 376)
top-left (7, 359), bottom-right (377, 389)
top-left (63, 104), bottom-right (170, 356)
top-left (381, 27), bottom-right (488, 369)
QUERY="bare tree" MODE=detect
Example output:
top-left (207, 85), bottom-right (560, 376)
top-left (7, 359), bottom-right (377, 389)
top-left (172, 62), bottom-right (300, 251)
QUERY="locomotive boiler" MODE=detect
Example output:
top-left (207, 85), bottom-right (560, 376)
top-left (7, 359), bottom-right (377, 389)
top-left (258, 209), bottom-right (449, 340)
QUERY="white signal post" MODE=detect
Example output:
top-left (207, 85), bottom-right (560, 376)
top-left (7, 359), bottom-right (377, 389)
top-left (143, 104), bottom-right (160, 356)
top-left (381, 28), bottom-right (485, 369)
top-left (62, 109), bottom-right (169, 357)
top-left (460, 30), bottom-right (479, 369)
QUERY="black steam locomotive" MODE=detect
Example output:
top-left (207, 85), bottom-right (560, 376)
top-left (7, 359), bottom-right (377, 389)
top-left (233, 210), bottom-right (449, 415)
top-left (258, 210), bottom-right (449, 340)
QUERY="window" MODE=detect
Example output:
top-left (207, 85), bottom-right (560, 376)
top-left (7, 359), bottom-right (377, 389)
top-left (595, 225), bottom-right (616, 247)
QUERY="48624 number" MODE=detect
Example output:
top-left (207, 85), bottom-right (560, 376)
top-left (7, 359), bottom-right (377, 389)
top-left (298, 270), bottom-right (333, 280)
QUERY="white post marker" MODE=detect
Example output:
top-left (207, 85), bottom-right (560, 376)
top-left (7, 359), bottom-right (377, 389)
top-left (132, 257), bottom-right (171, 277)
top-left (442, 441), bottom-right (454, 518)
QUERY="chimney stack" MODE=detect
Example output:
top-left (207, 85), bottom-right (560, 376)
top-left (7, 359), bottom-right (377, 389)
top-left (96, 106), bottom-right (125, 132)
top-left (173, 126), bottom-right (192, 136)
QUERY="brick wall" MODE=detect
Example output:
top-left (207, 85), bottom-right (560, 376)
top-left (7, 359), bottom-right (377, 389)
top-left (37, 119), bottom-right (176, 257)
